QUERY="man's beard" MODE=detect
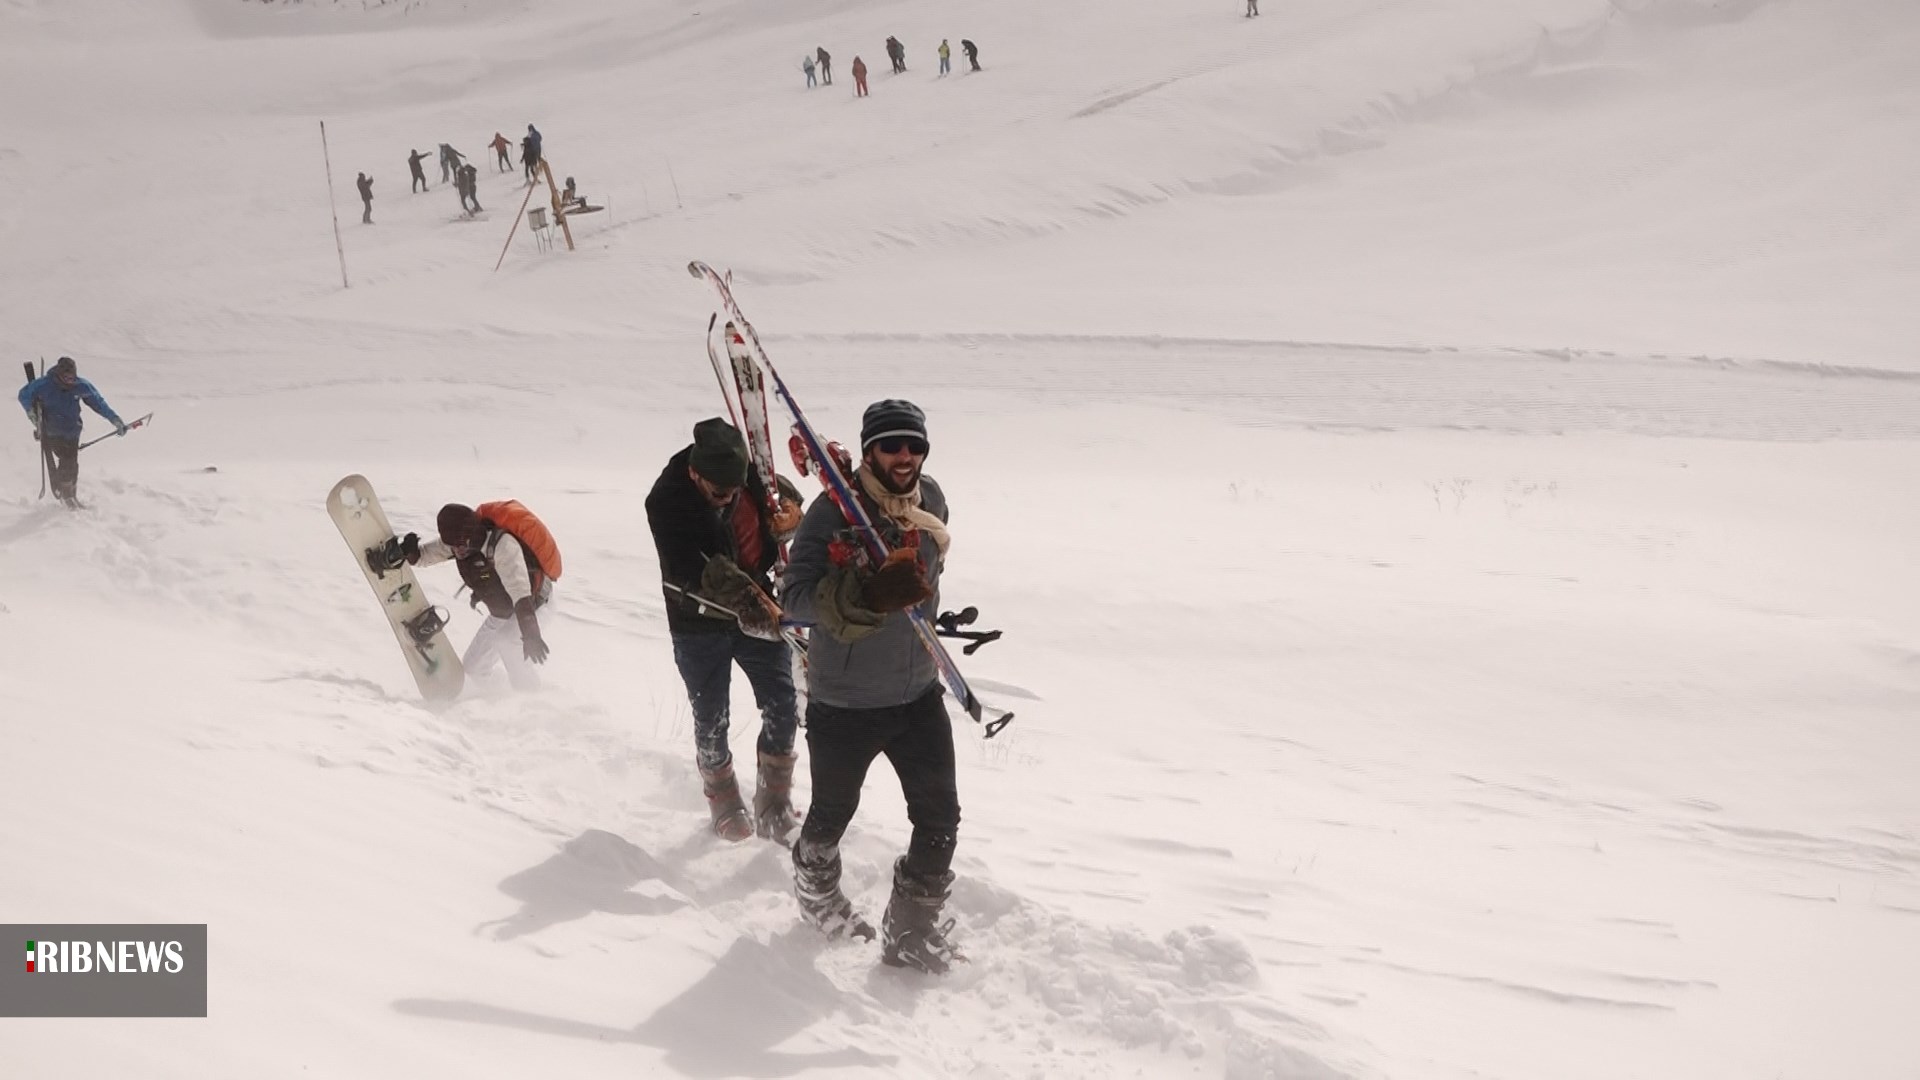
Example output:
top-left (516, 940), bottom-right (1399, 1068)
top-left (870, 460), bottom-right (920, 495)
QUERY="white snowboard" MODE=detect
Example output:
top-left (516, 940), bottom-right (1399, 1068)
top-left (326, 475), bottom-right (465, 702)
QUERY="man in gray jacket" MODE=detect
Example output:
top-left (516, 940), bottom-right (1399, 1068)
top-left (780, 399), bottom-right (964, 974)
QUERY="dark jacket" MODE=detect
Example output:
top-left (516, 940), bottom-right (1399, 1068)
top-left (18, 375), bottom-right (121, 441)
top-left (780, 473), bottom-right (947, 709)
top-left (356, 175), bottom-right (373, 200)
top-left (645, 446), bottom-right (780, 635)
top-left (439, 530), bottom-right (540, 620)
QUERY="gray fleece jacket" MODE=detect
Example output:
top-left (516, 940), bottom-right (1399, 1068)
top-left (779, 474), bottom-right (948, 709)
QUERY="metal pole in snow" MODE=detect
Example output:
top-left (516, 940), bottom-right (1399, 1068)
top-left (318, 121), bottom-right (350, 289)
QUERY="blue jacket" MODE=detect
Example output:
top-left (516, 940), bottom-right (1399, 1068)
top-left (19, 375), bottom-right (122, 441)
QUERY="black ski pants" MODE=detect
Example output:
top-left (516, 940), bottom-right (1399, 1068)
top-left (42, 435), bottom-right (79, 500)
top-left (798, 686), bottom-right (959, 878)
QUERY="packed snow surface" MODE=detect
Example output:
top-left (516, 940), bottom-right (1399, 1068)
top-left (2, 0), bottom-right (1916, 1077)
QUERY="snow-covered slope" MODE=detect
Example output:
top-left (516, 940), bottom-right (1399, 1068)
top-left (2, 0), bottom-right (1916, 1077)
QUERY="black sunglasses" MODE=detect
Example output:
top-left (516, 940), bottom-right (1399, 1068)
top-left (872, 436), bottom-right (929, 456)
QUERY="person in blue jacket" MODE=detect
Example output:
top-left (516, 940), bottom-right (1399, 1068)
top-left (19, 356), bottom-right (126, 506)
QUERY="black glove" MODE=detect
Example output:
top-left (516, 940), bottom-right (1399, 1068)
top-left (515, 596), bottom-right (548, 664)
top-left (399, 532), bottom-right (421, 564)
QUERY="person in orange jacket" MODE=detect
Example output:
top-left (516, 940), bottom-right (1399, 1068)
top-left (852, 55), bottom-right (869, 97)
top-left (489, 131), bottom-right (512, 172)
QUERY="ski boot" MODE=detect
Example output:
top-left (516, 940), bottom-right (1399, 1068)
top-left (699, 761), bottom-right (754, 843)
top-left (880, 856), bottom-right (965, 974)
top-left (752, 750), bottom-right (802, 846)
top-left (793, 838), bottom-right (875, 941)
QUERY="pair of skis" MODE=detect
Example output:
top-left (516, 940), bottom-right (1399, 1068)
top-left (701, 310), bottom-right (804, 651)
top-left (688, 260), bottom-right (1014, 738)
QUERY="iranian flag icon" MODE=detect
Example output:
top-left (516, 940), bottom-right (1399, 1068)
top-left (25, 940), bottom-right (35, 973)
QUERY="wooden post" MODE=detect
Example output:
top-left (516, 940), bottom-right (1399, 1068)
top-left (493, 175), bottom-right (544, 272)
top-left (539, 159), bottom-right (575, 251)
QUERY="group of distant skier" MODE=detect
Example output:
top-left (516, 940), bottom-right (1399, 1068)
top-left (804, 37), bottom-right (979, 96)
top-left (356, 124), bottom-right (548, 224)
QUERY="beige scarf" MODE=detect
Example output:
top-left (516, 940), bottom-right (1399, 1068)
top-left (857, 467), bottom-right (950, 557)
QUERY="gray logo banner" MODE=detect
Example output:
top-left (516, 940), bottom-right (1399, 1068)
top-left (0, 924), bottom-right (207, 1017)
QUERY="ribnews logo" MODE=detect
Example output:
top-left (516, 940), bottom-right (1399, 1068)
top-left (1, 924), bottom-right (206, 1017)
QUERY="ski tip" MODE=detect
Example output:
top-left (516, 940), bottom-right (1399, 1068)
top-left (686, 261), bottom-right (706, 279)
top-left (707, 312), bottom-right (717, 330)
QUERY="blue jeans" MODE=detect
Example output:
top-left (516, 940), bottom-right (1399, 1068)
top-left (671, 628), bottom-right (800, 770)
top-left (939, 56), bottom-right (950, 75)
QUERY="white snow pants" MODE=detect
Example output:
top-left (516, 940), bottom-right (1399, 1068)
top-left (463, 611), bottom-right (541, 692)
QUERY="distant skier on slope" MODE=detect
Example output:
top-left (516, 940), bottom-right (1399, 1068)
top-left (457, 163), bottom-right (483, 215)
top-left (781, 400), bottom-right (967, 974)
top-left (961, 39), bottom-right (980, 72)
top-left (938, 39), bottom-right (951, 77)
top-left (356, 171), bottom-right (374, 223)
top-left (802, 53), bottom-right (817, 88)
top-left (816, 46), bottom-right (832, 85)
top-left (489, 131), bottom-right (512, 172)
top-left (437, 143), bottom-right (465, 184)
top-left (885, 36), bottom-right (905, 74)
top-left (408, 148), bottom-right (431, 192)
top-left (390, 502), bottom-right (559, 692)
top-left (852, 55), bottom-right (869, 97)
top-left (523, 124), bottom-right (544, 182)
top-left (646, 418), bottom-right (807, 844)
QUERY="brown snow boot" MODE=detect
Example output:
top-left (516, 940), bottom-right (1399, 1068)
top-left (699, 761), bottom-right (754, 842)
top-left (752, 750), bottom-right (802, 846)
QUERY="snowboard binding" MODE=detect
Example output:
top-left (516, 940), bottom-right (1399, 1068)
top-left (365, 538), bottom-right (407, 577)
top-left (402, 606), bottom-right (451, 647)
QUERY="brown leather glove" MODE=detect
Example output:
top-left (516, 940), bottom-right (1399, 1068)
top-left (859, 548), bottom-right (931, 613)
top-left (771, 476), bottom-right (805, 540)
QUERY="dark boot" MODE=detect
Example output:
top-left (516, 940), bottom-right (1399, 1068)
top-left (880, 856), bottom-right (964, 974)
top-left (752, 750), bottom-right (802, 845)
top-left (699, 761), bottom-right (753, 842)
top-left (792, 838), bottom-right (875, 940)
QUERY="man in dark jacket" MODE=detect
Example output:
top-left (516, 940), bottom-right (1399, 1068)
top-left (961, 39), bottom-right (980, 72)
top-left (781, 399), bottom-right (964, 974)
top-left (408, 148), bottom-right (431, 192)
top-left (357, 172), bottom-right (374, 223)
top-left (816, 46), bottom-right (832, 85)
top-left (646, 418), bottom-right (806, 844)
top-left (18, 356), bottom-right (126, 508)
